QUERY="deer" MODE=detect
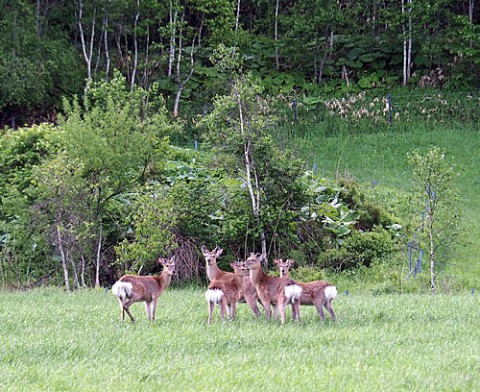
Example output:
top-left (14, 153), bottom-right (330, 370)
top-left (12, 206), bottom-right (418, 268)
top-left (111, 256), bottom-right (176, 322)
top-left (204, 262), bottom-right (246, 324)
top-left (274, 259), bottom-right (337, 322)
top-left (245, 253), bottom-right (303, 325)
top-left (201, 245), bottom-right (262, 317)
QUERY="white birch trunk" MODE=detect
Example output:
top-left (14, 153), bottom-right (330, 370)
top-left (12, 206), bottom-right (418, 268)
top-left (236, 85), bottom-right (267, 261)
top-left (56, 225), bottom-right (70, 291)
top-left (274, 0), bottom-right (280, 71)
top-left (168, 1), bottom-right (177, 78)
top-left (131, 0), bottom-right (140, 90)
top-left (77, 1), bottom-right (96, 88)
top-left (104, 16), bottom-right (110, 81)
top-left (95, 228), bottom-right (102, 288)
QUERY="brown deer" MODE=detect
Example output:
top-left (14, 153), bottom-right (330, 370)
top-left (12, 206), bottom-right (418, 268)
top-left (245, 253), bottom-right (302, 325)
top-left (201, 246), bottom-right (262, 317)
top-left (204, 261), bottom-right (247, 324)
top-left (205, 261), bottom-right (247, 324)
top-left (274, 259), bottom-right (337, 321)
top-left (112, 256), bottom-right (176, 322)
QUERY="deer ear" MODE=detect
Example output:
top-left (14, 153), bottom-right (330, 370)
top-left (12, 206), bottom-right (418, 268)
top-left (273, 259), bottom-right (280, 265)
top-left (170, 255), bottom-right (176, 263)
top-left (216, 247), bottom-right (223, 256)
top-left (201, 245), bottom-right (208, 255)
top-left (158, 258), bottom-right (166, 265)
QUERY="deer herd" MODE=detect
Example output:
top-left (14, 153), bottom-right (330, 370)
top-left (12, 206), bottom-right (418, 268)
top-left (112, 246), bottom-right (337, 325)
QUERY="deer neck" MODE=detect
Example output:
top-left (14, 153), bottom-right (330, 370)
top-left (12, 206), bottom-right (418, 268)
top-left (156, 271), bottom-right (172, 291)
top-left (206, 263), bottom-right (223, 281)
top-left (249, 266), bottom-right (265, 287)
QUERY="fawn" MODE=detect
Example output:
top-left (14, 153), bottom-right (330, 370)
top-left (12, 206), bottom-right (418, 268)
top-left (112, 256), bottom-right (176, 322)
top-left (201, 246), bottom-right (261, 317)
top-left (245, 253), bottom-right (302, 325)
top-left (274, 259), bottom-right (337, 321)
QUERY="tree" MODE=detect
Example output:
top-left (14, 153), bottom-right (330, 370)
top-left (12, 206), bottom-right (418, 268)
top-left (408, 147), bottom-right (460, 294)
top-left (46, 72), bottom-right (174, 288)
top-left (199, 59), bottom-right (303, 261)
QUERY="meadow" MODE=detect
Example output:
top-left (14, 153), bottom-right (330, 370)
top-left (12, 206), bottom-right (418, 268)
top-left (1, 287), bottom-right (479, 391)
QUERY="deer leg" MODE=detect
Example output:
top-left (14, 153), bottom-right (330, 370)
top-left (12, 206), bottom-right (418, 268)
top-left (151, 298), bottom-right (158, 321)
top-left (293, 299), bottom-right (301, 322)
top-left (290, 302), bottom-right (298, 321)
top-left (117, 299), bottom-right (126, 322)
top-left (246, 296), bottom-right (261, 317)
top-left (123, 305), bottom-right (136, 322)
top-left (208, 301), bottom-right (215, 324)
top-left (278, 299), bottom-right (287, 325)
top-left (325, 299), bottom-right (336, 321)
top-left (220, 297), bottom-right (227, 321)
top-left (314, 299), bottom-right (326, 321)
top-left (144, 301), bottom-right (152, 321)
top-left (273, 305), bottom-right (279, 320)
top-left (264, 302), bottom-right (272, 320)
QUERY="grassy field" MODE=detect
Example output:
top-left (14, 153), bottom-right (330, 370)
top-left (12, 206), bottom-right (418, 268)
top-left (282, 121), bottom-right (480, 290)
top-left (1, 287), bottom-right (479, 391)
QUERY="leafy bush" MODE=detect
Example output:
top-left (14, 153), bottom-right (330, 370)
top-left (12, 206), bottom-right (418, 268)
top-left (319, 226), bottom-right (397, 270)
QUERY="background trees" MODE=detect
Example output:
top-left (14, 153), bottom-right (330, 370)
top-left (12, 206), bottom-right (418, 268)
top-left (2, 1), bottom-right (480, 126)
top-left (0, 1), bottom-right (473, 290)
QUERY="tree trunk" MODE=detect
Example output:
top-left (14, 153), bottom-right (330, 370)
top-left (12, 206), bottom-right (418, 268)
top-left (317, 29), bottom-right (333, 84)
top-left (103, 16), bottom-right (110, 81)
top-left (429, 215), bottom-right (435, 294)
top-left (77, 1), bottom-right (96, 88)
top-left (173, 14), bottom-right (198, 118)
top-left (274, 0), bottom-right (280, 71)
top-left (402, 0), bottom-right (413, 86)
top-left (56, 225), bottom-right (70, 291)
top-left (95, 227), bottom-right (102, 288)
top-left (168, 1), bottom-right (177, 78)
top-left (130, 0), bottom-right (140, 90)
top-left (236, 87), bottom-right (267, 263)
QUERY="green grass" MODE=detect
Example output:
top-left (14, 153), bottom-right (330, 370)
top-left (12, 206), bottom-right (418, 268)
top-left (1, 287), bottom-right (479, 391)
top-left (281, 121), bottom-right (480, 289)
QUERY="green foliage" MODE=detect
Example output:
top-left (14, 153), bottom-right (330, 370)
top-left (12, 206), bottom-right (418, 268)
top-left (407, 146), bottom-right (460, 293)
top-left (320, 226), bottom-right (397, 271)
top-left (289, 265), bottom-right (327, 282)
top-left (114, 184), bottom-right (177, 273)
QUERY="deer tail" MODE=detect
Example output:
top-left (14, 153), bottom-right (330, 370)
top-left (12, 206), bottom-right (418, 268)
top-left (112, 281), bottom-right (133, 302)
top-left (324, 285), bottom-right (337, 300)
top-left (205, 287), bottom-right (224, 304)
top-left (284, 283), bottom-right (303, 303)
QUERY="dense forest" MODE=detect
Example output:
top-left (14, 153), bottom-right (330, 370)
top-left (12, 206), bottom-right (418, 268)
top-left (2, 0), bottom-right (480, 126)
top-left (0, 0), bottom-right (472, 290)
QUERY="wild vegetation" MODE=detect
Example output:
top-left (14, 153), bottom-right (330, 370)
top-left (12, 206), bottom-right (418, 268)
top-left (1, 1), bottom-right (479, 293)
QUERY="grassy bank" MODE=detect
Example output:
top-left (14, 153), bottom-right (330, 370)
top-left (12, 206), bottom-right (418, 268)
top-left (1, 287), bottom-right (479, 391)
top-left (280, 120), bottom-right (480, 290)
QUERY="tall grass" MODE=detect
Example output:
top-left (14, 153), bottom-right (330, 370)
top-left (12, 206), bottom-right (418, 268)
top-left (1, 287), bottom-right (479, 391)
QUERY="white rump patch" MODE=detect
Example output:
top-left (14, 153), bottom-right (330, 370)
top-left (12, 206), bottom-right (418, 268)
top-left (112, 281), bottom-right (133, 299)
top-left (325, 285), bottom-right (337, 300)
top-left (284, 284), bottom-right (303, 302)
top-left (205, 288), bottom-right (224, 304)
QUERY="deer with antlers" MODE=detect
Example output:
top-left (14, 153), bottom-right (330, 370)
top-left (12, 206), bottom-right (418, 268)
top-left (245, 253), bottom-right (303, 325)
top-left (274, 259), bottom-right (337, 321)
top-left (112, 256), bottom-right (176, 322)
